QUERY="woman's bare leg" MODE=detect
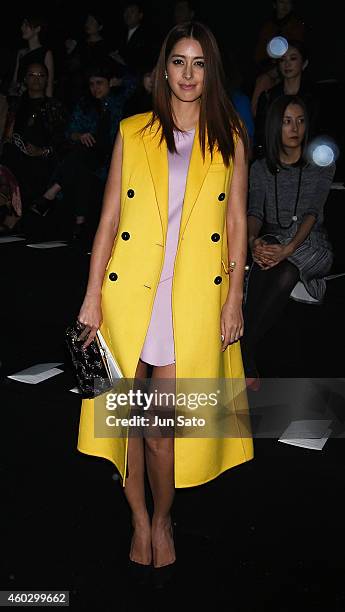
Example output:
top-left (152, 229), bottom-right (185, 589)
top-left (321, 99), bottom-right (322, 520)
top-left (123, 359), bottom-right (151, 564)
top-left (145, 363), bottom-right (176, 567)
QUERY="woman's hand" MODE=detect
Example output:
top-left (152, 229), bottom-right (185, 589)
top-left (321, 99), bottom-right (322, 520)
top-left (65, 38), bottom-right (77, 54)
top-left (251, 238), bottom-right (290, 269)
top-left (79, 133), bottom-right (96, 147)
top-left (109, 50), bottom-right (126, 66)
top-left (259, 243), bottom-right (292, 268)
top-left (26, 143), bottom-right (45, 157)
top-left (220, 298), bottom-right (244, 351)
top-left (110, 76), bottom-right (122, 87)
top-left (251, 238), bottom-right (274, 268)
top-left (77, 294), bottom-right (103, 349)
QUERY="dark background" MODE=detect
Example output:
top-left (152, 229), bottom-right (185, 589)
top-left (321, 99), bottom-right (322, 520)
top-left (2, 0), bottom-right (345, 83)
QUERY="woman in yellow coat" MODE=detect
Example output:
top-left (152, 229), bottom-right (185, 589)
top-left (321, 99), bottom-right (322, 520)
top-left (77, 21), bottom-right (253, 580)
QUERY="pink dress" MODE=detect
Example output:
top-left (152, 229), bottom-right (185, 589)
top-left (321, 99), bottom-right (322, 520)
top-left (140, 128), bottom-right (195, 366)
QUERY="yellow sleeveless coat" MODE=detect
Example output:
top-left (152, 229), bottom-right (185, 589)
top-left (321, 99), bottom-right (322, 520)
top-left (77, 112), bottom-right (254, 487)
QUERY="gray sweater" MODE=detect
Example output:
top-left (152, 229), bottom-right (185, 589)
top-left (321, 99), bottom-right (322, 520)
top-left (248, 159), bottom-right (336, 237)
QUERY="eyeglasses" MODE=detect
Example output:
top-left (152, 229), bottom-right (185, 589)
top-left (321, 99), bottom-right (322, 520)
top-left (27, 72), bottom-right (46, 78)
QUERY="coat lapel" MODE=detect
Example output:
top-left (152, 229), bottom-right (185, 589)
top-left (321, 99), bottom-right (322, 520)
top-left (178, 125), bottom-right (212, 244)
top-left (142, 127), bottom-right (169, 241)
top-left (142, 122), bottom-right (212, 244)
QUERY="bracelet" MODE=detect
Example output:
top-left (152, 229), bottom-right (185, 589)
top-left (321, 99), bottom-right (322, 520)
top-left (222, 261), bottom-right (250, 274)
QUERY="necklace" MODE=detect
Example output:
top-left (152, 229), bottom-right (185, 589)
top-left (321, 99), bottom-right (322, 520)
top-left (274, 164), bottom-right (303, 229)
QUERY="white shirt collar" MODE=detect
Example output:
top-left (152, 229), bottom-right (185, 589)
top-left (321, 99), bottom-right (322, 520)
top-left (127, 25), bottom-right (140, 42)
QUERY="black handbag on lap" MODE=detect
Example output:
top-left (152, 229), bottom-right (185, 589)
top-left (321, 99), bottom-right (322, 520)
top-left (65, 320), bottom-right (115, 399)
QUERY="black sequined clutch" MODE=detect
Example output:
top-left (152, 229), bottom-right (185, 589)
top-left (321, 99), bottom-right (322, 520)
top-left (65, 320), bottom-right (116, 398)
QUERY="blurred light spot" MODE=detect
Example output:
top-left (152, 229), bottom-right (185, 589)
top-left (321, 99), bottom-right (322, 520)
top-left (266, 36), bottom-right (288, 58)
top-left (312, 144), bottom-right (335, 167)
top-left (307, 137), bottom-right (339, 167)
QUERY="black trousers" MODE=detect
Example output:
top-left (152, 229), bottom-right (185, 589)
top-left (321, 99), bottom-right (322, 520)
top-left (241, 243), bottom-right (300, 377)
top-left (1, 143), bottom-right (57, 210)
top-left (52, 145), bottom-right (105, 217)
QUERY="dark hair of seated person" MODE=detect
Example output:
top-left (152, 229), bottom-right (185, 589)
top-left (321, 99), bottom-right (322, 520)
top-left (78, 60), bottom-right (115, 112)
top-left (264, 94), bottom-right (310, 173)
top-left (283, 38), bottom-right (308, 62)
top-left (84, 60), bottom-right (114, 82)
top-left (22, 14), bottom-right (49, 42)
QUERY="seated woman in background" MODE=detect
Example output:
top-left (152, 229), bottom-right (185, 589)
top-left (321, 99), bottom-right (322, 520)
top-left (9, 15), bottom-right (54, 98)
top-left (70, 13), bottom-right (111, 67)
top-left (252, 0), bottom-right (305, 120)
top-left (254, 40), bottom-right (318, 157)
top-left (1, 62), bottom-right (67, 231)
top-left (31, 61), bottom-right (137, 238)
top-left (241, 95), bottom-right (335, 385)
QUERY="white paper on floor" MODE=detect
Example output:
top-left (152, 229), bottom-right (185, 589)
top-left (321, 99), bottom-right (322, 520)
top-left (278, 419), bottom-right (332, 450)
top-left (278, 431), bottom-right (332, 450)
top-left (7, 362), bottom-right (64, 384)
top-left (69, 387), bottom-right (81, 394)
top-left (26, 241), bottom-right (68, 249)
top-left (0, 236), bottom-right (26, 243)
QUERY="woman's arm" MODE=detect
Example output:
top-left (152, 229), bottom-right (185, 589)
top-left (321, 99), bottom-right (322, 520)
top-left (78, 129), bottom-right (123, 347)
top-left (261, 215), bottom-right (316, 268)
top-left (247, 162), bottom-right (273, 267)
top-left (285, 215), bottom-right (316, 255)
top-left (248, 215), bottom-right (263, 249)
top-left (226, 137), bottom-right (248, 301)
top-left (251, 72), bottom-right (274, 117)
top-left (220, 136), bottom-right (248, 349)
top-left (71, 132), bottom-right (96, 147)
top-left (9, 50), bottom-right (23, 94)
top-left (67, 102), bottom-right (95, 146)
top-left (263, 163), bottom-right (336, 267)
top-left (12, 51), bottom-right (20, 86)
top-left (248, 215), bottom-right (277, 268)
top-left (44, 50), bottom-right (54, 97)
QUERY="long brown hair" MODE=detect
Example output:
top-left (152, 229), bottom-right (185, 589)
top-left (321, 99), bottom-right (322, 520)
top-left (142, 21), bottom-right (248, 166)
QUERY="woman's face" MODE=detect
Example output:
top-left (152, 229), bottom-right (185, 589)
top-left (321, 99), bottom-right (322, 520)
top-left (275, 0), bottom-right (293, 20)
top-left (124, 4), bottom-right (143, 28)
top-left (279, 46), bottom-right (306, 79)
top-left (166, 37), bottom-right (204, 103)
top-left (89, 76), bottom-right (110, 99)
top-left (143, 71), bottom-right (153, 94)
top-left (25, 63), bottom-right (47, 94)
top-left (84, 15), bottom-right (102, 36)
top-left (282, 103), bottom-right (306, 149)
top-left (21, 20), bottom-right (39, 41)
